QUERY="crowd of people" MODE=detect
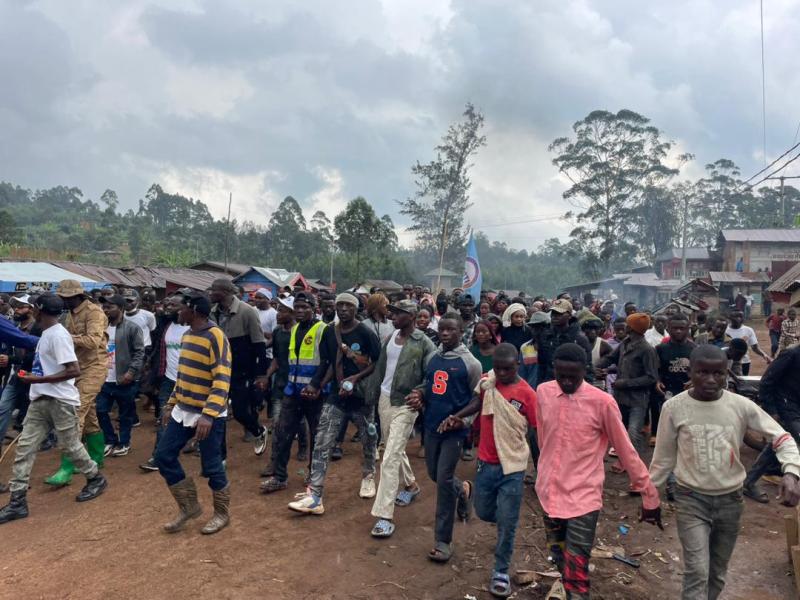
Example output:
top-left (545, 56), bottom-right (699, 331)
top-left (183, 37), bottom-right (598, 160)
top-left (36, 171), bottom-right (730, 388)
top-left (1, 281), bottom-right (799, 599)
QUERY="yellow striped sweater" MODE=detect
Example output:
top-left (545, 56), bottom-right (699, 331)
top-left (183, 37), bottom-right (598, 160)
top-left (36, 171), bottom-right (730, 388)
top-left (168, 321), bottom-right (231, 418)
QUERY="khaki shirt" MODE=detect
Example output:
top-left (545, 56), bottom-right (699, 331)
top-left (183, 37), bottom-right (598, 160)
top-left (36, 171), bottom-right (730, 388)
top-left (64, 298), bottom-right (109, 369)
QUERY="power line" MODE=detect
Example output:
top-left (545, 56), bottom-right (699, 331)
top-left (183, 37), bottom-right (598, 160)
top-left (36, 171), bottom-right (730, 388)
top-left (760, 0), bottom-right (767, 167)
top-left (476, 213), bottom-right (565, 228)
top-left (739, 141), bottom-right (800, 187)
top-left (748, 151), bottom-right (800, 189)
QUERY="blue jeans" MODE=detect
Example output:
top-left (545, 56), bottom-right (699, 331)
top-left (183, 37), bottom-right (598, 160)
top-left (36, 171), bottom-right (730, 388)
top-left (620, 403), bottom-right (648, 456)
top-left (154, 415), bottom-right (228, 491)
top-left (0, 380), bottom-right (20, 443)
top-left (95, 381), bottom-right (139, 446)
top-left (150, 378), bottom-right (175, 458)
top-left (474, 461), bottom-right (524, 573)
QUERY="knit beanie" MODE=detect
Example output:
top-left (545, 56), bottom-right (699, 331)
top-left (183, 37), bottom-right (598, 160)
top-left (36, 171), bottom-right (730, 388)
top-left (626, 312), bottom-right (651, 335)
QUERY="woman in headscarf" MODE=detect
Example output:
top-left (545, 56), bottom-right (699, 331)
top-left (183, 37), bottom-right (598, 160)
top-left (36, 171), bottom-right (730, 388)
top-left (500, 303), bottom-right (528, 351)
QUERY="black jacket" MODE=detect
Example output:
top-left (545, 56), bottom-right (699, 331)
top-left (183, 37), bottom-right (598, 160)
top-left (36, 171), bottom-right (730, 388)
top-left (537, 320), bottom-right (594, 384)
top-left (597, 335), bottom-right (658, 408)
top-left (760, 345), bottom-right (800, 423)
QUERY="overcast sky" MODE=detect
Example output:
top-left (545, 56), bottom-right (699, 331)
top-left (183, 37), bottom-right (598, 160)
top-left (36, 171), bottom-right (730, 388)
top-left (2, 0), bottom-right (799, 250)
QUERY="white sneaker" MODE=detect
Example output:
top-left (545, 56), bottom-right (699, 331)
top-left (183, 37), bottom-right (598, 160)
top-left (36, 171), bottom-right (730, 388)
top-left (112, 445), bottom-right (130, 457)
top-left (103, 444), bottom-right (114, 457)
top-left (288, 492), bottom-right (324, 515)
top-left (359, 476), bottom-right (377, 499)
top-left (254, 428), bottom-right (268, 456)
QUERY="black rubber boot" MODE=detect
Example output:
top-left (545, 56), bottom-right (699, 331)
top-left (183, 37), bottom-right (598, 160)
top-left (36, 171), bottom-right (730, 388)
top-left (76, 473), bottom-right (108, 502)
top-left (0, 491), bottom-right (29, 524)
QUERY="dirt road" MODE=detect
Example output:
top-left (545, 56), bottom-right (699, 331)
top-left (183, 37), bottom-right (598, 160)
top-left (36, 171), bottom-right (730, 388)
top-left (0, 319), bottom-right (793, 599)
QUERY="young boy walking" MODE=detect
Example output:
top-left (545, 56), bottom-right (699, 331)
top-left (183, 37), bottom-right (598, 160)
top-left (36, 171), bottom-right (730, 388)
top-left (650, 344), bottom-right (800, 600)
top-left (406, 312), bottom-right (482, 563)
top-left (0, 294), bottom-right (108, 523)
top-left (536, 343), bottom-right (662, 599)
top-left (439, 343), bottom-right (537, 598)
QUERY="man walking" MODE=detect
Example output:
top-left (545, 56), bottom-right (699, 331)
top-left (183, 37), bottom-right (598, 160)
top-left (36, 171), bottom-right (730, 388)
top-left (46, 280), bottom-right (108, 486)
top-left (0, 294), bottom-right (108, 523)
top-left (766, 307), bottom-right (786, 357)
top-left (369, 300), bottom-right (436, 537)
top-left (154, 294), bottom-right (232, 535)
top-left (209, 279), bottom-right (268, 454)
top-left (95, 294), bottom-right (145, 457)
top-left (597, 313), bottom-right (658, 460)
top-left (536, 299), bottom-right (593, 384)
top-left (289, 293), bottom-right (381, 514)
top-left (140, 295), bottom-right (190, 472)
top-left (261, 292), bottom-right (326, 493)
top-left (726, 310), bottom-right (771, 375)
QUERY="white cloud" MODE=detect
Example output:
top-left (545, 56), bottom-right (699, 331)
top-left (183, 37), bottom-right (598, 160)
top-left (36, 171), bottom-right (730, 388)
top-left (306, 166), bottom-right (349, 218)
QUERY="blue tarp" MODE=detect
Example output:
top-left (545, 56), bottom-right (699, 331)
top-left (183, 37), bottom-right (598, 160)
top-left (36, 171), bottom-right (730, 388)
top-left (0, 262), bottom-right (106, 293)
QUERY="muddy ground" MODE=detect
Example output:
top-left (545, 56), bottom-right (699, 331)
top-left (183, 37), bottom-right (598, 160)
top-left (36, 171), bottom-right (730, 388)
top-left (0, 320), bottom-right (793, 600)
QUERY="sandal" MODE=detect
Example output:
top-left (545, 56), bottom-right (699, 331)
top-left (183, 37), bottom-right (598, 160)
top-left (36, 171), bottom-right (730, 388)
top-left (457, 480), bottom-right (473, 522)
top-left (371, 519), bottom-right (396, 538)
top-left (260, 477), bottom-right (288, 494)
top-left (428, 541), bottom-right (453, 563)
top-left (489, 571), bottom-right (512, 598)
top-left (395, 487), bottom-right (421, 506)
top-left (545, 579), bottom-right (567, 600)
top-left (743, 483), bottom-right (769, 504)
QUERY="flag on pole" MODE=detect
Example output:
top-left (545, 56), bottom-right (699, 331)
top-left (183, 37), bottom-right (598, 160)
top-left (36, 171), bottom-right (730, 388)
top-left (462, 231), bottom-right (482, 298)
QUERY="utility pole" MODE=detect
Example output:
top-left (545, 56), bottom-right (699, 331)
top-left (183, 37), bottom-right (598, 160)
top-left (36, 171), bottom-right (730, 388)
top-left (680, 191), bottom-right (689, 282)
top-left (223, 192), bottom-right (232, 270)
top-left (764, 175), bottom-right (800, 227)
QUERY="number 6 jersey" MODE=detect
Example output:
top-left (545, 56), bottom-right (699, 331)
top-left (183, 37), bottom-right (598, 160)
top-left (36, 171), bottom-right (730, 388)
top-left (423, 343), bottom-right (482, 437)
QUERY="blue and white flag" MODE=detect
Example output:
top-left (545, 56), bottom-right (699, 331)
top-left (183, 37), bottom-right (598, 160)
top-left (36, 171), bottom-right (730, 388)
top-left (462, 232), bottom-right (482, 298)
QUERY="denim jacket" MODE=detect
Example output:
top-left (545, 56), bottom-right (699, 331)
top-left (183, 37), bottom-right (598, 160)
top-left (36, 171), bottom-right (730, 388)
top-left (373, 329), bottom-right (437, 407)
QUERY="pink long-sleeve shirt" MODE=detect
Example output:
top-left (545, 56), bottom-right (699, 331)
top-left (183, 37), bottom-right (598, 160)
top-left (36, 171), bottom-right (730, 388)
top-left (535, 380), bottom-right (660, 519)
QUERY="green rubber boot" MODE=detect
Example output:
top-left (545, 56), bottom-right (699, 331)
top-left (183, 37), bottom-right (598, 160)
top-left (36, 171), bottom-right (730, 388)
top-left (85, 432), bottom-right (105, 469)
top-left (44, 454), bottom-right (74, 487)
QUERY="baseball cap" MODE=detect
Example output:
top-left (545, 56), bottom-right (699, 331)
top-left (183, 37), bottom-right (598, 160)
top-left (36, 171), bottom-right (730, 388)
top-left (35, 293), bottom-right (65, 315)
top-left (99, 294), bottom-right (126, 309)
top-left (388, 299), bottom-right (419, 315)
top-left (121, 288), bottom-right (139, 301)
top-left (55, 279), bottom-right (85, 298)
top-left (10, 294), bottom-right (33, 308)
top-left (182, 294), bottom-right (211, 317)
top-left (527, 311), bottom-right (550, 325)
top-left (278, 295), bottom-right (295, 310)
top-left (293, 291), bottom-right (316, 307)
top-left (549, 298), bottom-right (573, 314)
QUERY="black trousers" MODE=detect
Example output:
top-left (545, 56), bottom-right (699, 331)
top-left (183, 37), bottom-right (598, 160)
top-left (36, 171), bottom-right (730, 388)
top-left (230, 377), bottom-right (263, 437)
top-left (273, 395), bottom-right (323, 482)
top-left (424, 432), bottom-right (465, 544)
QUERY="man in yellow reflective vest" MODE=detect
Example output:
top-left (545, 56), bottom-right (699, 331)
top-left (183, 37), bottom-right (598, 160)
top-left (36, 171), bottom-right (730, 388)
top-left (260, 292), bottom-right (328, 494)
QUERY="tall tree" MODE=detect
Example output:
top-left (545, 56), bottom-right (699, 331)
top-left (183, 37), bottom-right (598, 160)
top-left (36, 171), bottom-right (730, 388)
top-left (399, 102), bottom-right (487, 273)
top-left (334, 197), bottom-right (381, 283)
top-left (267, 196), bottom-right (307, 262)
top-left (688, 159), bottom-right (752, 246)
top-left (549, 109), bottom-right (678, 274)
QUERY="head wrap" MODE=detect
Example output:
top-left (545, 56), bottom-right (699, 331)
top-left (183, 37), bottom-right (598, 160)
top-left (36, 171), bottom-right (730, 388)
top-left (255, 287), bottom-right (272, 300)
top-left (626, 312), bottom-right (651, 335)
top-left (501, 303), bottom-right (527, 328)
top-left (335, 292), bottom-right (359, 308)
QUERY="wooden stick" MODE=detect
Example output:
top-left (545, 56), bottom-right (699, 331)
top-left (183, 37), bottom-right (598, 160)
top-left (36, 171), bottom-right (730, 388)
top-left (0, 433), bottom-right (21, 465)
top-left (791, 545), bottom-right (800, 592)
top-left (785, 514), bottom-right (799, 562)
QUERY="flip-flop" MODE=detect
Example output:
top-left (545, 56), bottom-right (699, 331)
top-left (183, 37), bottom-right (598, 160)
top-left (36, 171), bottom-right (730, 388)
top-left (545, 579), bottom-right (567, 600)
top-left (457, 480), bottom-right (473, 522)
top-left (489, 571), bottom-right (512, 598)
top-left (371, 519), bottom-right (396, 538)
top-left (395, 488), bottom-right (421, 506)
top-left (428, 541), bottom-right (453, 563)
top-left (743, 484), bottom-right (769, 504)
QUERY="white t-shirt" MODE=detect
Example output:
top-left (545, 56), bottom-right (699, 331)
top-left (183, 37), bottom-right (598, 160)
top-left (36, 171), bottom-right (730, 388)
top-left (126, 309), bottom-right (156, 347)
top-left (726, 325), bottom-right (758, 364)
top-left (171, 403), bottom-right (227, 427)
top-left (29, 323), bottom-right (81, 405)
top-left (380, 330), bottom-right (403, 397)
top-left (258, 308), bottom-right (277, 359)
top-left (645, 328), bottom-right (666, 347)
top-left (164, 322), bottom-right (190, 382)
top-left (106, 325), bottom-right (117, 383)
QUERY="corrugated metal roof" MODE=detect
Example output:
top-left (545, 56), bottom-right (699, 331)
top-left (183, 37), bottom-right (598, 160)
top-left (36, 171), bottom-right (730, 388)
top-left (655, 247), bottom-right (711, 262)
top-left (721, 229), bottom-right (800, 242)
top-left (709, 271), bottom-right (770, 284)
top-left (767, 262), bottom-right (800, 293)
top-left (189, 261), bottom-right (250, 276)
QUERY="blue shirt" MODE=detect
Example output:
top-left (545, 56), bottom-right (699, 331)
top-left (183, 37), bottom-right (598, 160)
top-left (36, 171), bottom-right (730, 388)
top-left (423, 346), bottom-right (482, 437)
